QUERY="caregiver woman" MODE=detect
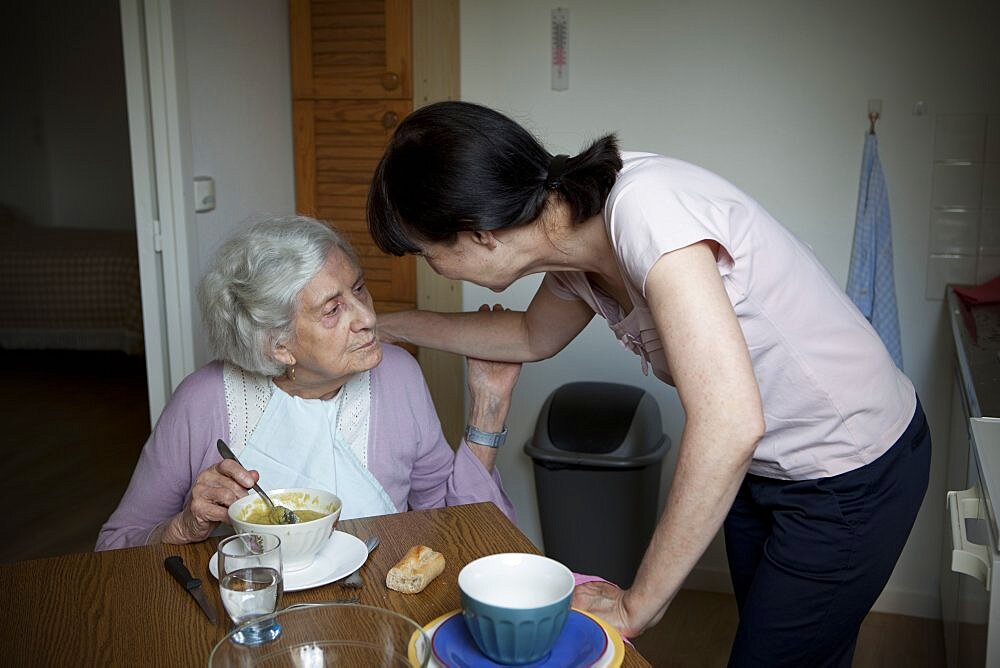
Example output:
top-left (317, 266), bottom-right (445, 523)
top-left (367, 101), bottom-right (930, 667)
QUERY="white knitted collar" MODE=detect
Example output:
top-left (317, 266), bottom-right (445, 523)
top-left (222, 362), bottom-right (371, 467)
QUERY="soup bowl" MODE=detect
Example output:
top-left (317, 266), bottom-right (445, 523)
top-left (229, 488), bottom-right (341, 571)
top-left (458, 553), bottom-right (574, 664)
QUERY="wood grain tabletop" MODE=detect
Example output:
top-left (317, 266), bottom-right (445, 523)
top-left (0, 502), bottom-right (649, 667)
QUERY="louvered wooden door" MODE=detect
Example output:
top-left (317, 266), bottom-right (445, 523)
top-left (293, 99), bottom-right (414, 311)
top-left (291, 0), bottom-right (410, 100)
top-left (291, 0), bottom-right (415, 316)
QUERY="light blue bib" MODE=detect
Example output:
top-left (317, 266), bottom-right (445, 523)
top-left (236, 376), bottom-right (396, 520)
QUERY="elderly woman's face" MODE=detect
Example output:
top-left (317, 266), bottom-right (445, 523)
top-left (281, 248), bottom-right (381, 386)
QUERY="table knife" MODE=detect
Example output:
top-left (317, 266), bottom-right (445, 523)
top-left (164, 556), bottom-right (218, 625)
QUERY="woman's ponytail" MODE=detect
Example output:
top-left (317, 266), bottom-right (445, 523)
top-left (552, 134), bottom-right (623, 225)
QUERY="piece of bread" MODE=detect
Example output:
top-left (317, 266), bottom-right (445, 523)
top-left (385, 545), bottom-right (445, 593)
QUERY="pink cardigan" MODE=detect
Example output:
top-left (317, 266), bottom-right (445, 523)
top-left (97, 345), bottom-right (514, 550)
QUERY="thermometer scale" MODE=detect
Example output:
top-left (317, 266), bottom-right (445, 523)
top-left (551, 8), bottom-right (569, 91)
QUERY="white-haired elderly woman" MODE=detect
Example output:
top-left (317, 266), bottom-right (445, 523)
top-left (97, 216), bottom-right (517, 550)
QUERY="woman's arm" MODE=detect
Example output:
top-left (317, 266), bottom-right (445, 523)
top-left (95, 400), bottom-right (211, 550)
top-left (572, 241), bottom-right (765, 636)
top-left (458, 305), bottom-right (524, 471)
top-left (398, 310), bottom-right (521, 520)
top-left (95, 425), bottom-right (192, 550)
top-left (440, 350), bottom-right (521, 520)
top-left (96, 366), bottom-right (256, 550)
top-left (378, 281), bottom-right (594, 362)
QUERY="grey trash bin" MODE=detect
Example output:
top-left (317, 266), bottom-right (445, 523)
top-left (524, 382), bottom-right (670, 588)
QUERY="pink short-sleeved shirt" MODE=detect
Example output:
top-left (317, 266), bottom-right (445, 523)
top-left (544, 152), bottom-right (915, 480)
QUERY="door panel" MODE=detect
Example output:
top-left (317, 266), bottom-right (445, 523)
top-left (291, 0), bottom-right (449, 426)
top-left (290, 0), bottom-right (411, 100)
top-left (293, 98), bottom-right (414, 309)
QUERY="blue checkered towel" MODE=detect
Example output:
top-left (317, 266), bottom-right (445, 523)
top-left (846, 133), bottom-right (903, 369)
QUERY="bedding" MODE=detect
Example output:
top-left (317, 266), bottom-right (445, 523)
top-left (0, 224), bottom-right (144, 354)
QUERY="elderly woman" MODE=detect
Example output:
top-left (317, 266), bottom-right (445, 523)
top-left (97, 216), bottom-right (517, 550)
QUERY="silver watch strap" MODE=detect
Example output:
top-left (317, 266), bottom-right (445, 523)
top-left (464, 424), bottom-right (507, 448)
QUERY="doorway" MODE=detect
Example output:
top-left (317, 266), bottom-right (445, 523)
top-left (0, 0), bottom-right (152, 561)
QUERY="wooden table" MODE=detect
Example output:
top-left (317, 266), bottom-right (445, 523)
top-left (0, 502), bottom-right (650, 667)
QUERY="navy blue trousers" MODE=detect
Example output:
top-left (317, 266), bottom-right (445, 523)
top-left (724, 400), bottom-right (931, 667)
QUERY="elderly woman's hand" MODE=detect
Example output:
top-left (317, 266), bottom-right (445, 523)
top-left (466, 356), bottom-right (522, 411)
top-left (460, 304), bottom-right (522, 471)
top-left (466, 304), bottom-right (523, 421)
top-left (161, 459), bottom-right (260, 545)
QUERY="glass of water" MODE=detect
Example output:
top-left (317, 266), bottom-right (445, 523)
top-left (218, 532), bottom-right (283, 646)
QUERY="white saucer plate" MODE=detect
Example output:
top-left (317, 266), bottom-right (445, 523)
top-left (209, 530), bottom-right (368, 592)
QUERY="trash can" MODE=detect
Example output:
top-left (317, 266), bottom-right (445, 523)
top-left (524, 382), bottom-right (670, 588)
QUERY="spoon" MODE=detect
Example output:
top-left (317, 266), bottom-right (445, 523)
top-left (342, 535), bottom-right (380, 588)
top-left (216, 439), bottom-right (300, 525)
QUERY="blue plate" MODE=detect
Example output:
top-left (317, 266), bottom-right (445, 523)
top-left (431, 609), bottom-right (609, 667)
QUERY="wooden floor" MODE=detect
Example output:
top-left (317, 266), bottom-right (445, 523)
top-left (633, 589), bottom-right (946, 667)
top-left (2, 349), bottom-right (947, 666)
top-left (1, 349), bottom-right (149, 563)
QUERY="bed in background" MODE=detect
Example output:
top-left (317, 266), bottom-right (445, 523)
top-left (0, 212), bottom-right (144, 355)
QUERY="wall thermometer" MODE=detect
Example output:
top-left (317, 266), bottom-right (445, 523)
top-left (551, 8), bottom-right (569, 91)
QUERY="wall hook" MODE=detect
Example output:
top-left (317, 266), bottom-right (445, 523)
top-left (867, 99), bottom-right (882, 135)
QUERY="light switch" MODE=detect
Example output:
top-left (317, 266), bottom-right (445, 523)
top-left (194, 176), bottom-right (216, 213)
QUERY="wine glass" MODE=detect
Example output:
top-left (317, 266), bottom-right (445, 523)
top-left (218, 532), bottom-right (283, 646)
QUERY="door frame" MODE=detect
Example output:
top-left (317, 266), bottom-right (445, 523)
top-left (412, 0), bottom-right (465, 445)
top-left (120, 0), bottom-right (198, 423)
top-left (122, 0), bottom-right (464, 431)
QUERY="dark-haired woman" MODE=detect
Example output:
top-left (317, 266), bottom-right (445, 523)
top-left (368, 101), bottom-right (929, 667)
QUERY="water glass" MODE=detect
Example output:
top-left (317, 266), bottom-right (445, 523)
top-left (208, 603), bottom-right (431, 667)
top-left (218, 532), bottom-right (284, 646)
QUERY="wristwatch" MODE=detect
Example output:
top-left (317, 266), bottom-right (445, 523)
top-left (464, 424), bottom-right (508, 448)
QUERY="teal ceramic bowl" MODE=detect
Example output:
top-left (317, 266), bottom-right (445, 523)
top-left (458, 553), bottom-right (574, 664)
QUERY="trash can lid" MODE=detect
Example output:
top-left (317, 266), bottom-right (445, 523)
top-left (524, 381), bottom-right (671, 466)
top-left (548, 382), bottom-right (645, 454)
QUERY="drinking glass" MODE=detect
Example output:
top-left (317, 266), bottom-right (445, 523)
top-left (208, 603), bottom-right (432, 667)
top-left (218, 532), bottom-right (284, 646)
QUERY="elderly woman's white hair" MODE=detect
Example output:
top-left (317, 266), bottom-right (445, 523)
top-left (198, 215), bottom-right (359, 376)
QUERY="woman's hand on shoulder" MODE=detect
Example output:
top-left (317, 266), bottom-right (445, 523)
top-left (161, 459), bottom-right (259, 545)
top-left (376, 310), bottom-right (406, 344)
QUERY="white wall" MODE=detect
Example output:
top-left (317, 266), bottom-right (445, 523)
top-left (462, 0), bottom-right (1000, 618)
top-left (178, 0), bottom-right (297, 367)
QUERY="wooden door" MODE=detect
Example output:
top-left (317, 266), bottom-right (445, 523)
top-left (293, 99), bottom-right (415, 313)
top-left (290, 0), bottom-right (411, 100)
top-left (291, 0), bottom-right (415, 315)
top-left (291, 0), bottom-right (462, 444)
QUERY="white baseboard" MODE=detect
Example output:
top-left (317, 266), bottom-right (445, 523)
top-left (682, 567), bottom-right (941, 620)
